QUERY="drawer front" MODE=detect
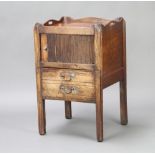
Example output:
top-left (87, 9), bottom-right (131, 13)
top-left (41, 69), bottom-right (95, 102)
top-left (42, 68), bottom-right (94, 83)
top-left (42, 82), bottom-right (95, 101)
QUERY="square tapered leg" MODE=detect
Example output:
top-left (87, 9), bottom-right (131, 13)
top-left (95, 71), bottom-right (103, 142)
top-left (120, 77), bottom-right (128, 125)
top-left (38, 99), bottom-right (46, 135)
top-left (65, 101), bottom-right (72, 119)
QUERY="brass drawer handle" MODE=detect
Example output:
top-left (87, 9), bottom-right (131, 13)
top-left (59, 85), bottom-right (78, 94)
top-left (60, 72), bottom-right (75, 81)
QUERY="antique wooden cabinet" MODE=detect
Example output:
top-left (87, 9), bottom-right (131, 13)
top-left (34, 17), bottom-right (128, 142)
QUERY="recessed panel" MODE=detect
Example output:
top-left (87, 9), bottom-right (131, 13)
top-left (46, 34), bottom-right (94, 64)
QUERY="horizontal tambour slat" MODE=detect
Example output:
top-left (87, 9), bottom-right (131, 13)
top-left (41, 62), bottom-right (95, 70)
top-left (39, 25), bottom-right (94, 35)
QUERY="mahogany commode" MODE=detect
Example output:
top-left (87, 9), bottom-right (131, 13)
top-left (34, 16), bottom-right (128, 142)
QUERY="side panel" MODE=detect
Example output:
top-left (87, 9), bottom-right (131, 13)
top-left (102, 20), bottom-right (123, 75)
top-left (102, 19), bottom-right (124, 88)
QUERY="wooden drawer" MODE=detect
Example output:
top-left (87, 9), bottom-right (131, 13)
top-left (41, 68), bottom-right (95, 102)
top-left (42, 68), bottom-right (94, 83)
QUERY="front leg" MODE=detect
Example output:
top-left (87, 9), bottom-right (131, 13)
top-left (38, 98), bottom-right (46, 135)
top-left (95, 71), bottom-right (103, 142)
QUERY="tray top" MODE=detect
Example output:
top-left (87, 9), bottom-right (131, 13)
top-left (44, 16), bottom-right (122, 27)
